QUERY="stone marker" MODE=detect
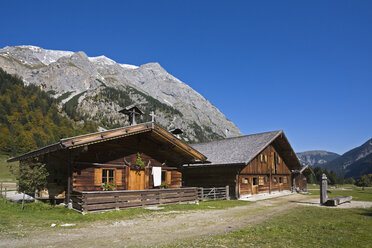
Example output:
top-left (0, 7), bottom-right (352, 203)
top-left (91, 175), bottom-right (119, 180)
top-left (320, 173), bottom-right (328, 205)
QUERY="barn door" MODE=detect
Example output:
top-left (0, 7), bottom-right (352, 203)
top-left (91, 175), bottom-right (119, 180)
top-left (128, 170), bottom-right (146, 190)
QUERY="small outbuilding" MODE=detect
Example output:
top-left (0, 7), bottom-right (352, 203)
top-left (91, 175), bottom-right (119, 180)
top-left (183, 130), bottom-right (301, 199)
top-left (292, 165), bottom-right (313, 192)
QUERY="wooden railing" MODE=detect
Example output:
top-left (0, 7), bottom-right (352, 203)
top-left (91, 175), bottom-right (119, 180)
top-left (71, 187), bottom-right (198, 213)
top-left (197, 186), bottom-right (230, 201)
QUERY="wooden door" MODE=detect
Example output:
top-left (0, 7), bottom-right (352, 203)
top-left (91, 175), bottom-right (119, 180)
top-left (252, 185), bottom-right (258, 194)
top-left (128, 170), bottom-right (145, 190)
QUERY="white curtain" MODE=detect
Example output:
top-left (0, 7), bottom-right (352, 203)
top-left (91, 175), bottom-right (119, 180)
top-left (152, 167), bottom-right (162, 187)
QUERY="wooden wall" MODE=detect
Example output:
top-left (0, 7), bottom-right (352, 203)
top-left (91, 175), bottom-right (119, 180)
top-left (294, 174), bottom-right (307, 191)
top-left (239, 145), bottom-right (291, 196)
top-left (183, 144), bottom-right (293, 199)
top-left (183, 166), bottom-right (238, 198)
top-left (72, 152), bottom-right (182, 191)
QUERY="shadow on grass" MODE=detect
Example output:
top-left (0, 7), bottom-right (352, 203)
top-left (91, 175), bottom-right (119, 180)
top-left (359, 208), bottom-right (372, 217)
top-left (289, 200), bottom-right (320, 206)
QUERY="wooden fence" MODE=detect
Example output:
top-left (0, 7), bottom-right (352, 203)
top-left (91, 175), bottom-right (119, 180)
top-left (197, 186), bottom-right (230, 201)
top-left (71, 187), bottom-right (198, 213)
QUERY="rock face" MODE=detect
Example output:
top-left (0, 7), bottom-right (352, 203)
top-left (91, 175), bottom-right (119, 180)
top-left (322, 138), bottom-right (372, 178)
top-left (296, 150), bottom-right (340, 167)
top-left (0, 45), bottom-right (241, 143)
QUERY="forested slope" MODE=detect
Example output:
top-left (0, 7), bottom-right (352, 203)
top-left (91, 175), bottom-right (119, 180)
top-left (0, 68), bottom-right (97, 155)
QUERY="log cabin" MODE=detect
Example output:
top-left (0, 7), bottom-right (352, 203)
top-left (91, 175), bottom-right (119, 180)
top-left (7, 122), bottom-right (207, 209)
top-left (183, 130), bottom-right (302, 199)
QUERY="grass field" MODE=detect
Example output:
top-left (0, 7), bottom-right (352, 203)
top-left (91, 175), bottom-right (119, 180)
top-left (306, 184), bottom-right (372, 202)
top-left (167, 206), bottom-right (372, 248)
top-left (0, 154), bottom-right (17, 182)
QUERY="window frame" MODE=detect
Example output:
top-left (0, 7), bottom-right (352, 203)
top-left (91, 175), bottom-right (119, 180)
top-left (102, 168), bottom-right (116, 184)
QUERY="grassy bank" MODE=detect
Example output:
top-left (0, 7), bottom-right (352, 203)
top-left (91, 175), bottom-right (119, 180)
top-left (168, 206), bottom-right (372, 248)
top-left (306, 184), bottom-right (372, 202)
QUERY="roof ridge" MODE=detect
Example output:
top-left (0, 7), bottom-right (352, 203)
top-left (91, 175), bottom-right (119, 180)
top-left (192, 130), bottom-right (282, 146)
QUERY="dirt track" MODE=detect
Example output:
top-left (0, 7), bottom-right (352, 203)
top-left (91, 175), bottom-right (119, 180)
top-left (1, 194), bottom-right (309, 248)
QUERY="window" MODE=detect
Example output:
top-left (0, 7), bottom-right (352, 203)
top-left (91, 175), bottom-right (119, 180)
top-left (260, 154), bottom-right (264, 162)
top-left (278, 156), bottom-right (281, 164)
top-left (253, 177), bottom-right (259, 185)
top-left (102, 169), bottom-right (115, 184)
top-left (273, 177), bottom-right (277, 184)
top-left (245, 178), bottom-right (249, 184)
top-left (162, 171), bottom-right (166, 181)
top-left (279, 177), bottom-right (283, 183)
top-left (264, 155), bottom-right (268, 163)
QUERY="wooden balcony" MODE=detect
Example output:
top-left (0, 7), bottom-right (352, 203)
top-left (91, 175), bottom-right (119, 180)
top-left (71, 187), bottom-right (198, 213)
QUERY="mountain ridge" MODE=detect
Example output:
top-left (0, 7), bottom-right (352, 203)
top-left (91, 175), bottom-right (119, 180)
top-left (0, 45), bottom-right (242, 143)
top-left (321, 137), bottom-right (372, 178)
top-left (296, 150), bottom-right (340, 167)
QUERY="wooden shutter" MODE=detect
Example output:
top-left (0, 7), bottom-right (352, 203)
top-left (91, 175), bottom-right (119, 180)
top-left (116, 169), bottom-right (123, 186)
top-left (94, 168), bottom-right (102, 186)
top-left (171, 171), bottom-right (182, 187)
top-left (259, 176), bottom-right (264, 186)
top-left (166, 171), bottom-right (172, 184)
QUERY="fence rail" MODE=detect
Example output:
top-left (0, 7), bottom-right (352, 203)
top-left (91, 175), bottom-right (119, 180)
top-left (197, 186), bottom-right (230, 201)
top-left (72, 187), bottom-right (198, 213)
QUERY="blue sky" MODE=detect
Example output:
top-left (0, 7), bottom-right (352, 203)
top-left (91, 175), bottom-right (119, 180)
top-left (1, 1), bottom-right (371, 154)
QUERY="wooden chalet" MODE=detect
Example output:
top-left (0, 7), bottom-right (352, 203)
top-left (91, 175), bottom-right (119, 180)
top-left (8, 122), bottom-right (206, 212)
top-left (183, 130), bottom-right (302, 199)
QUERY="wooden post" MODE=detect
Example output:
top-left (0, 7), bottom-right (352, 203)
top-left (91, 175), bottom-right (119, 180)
top-left (82, 194), bottom-right (87, 214)
top-left (213, 188), bottom-right (216, 200)
top-left (67, 155), bottom-right (72, 209)
top-left (21, 192), bottom-right (25, 210)
top-left (4, 188), bottom-right (7, 204)
top-left (225, 185), bottom-right (230, 200)
top-left (269, 173), bottom-right (272, 194)
top-left (320, 173), bottom-right (328, 205)
top-left (235, 174), bottom-right (239, 199)
top-left (115, 192), bottom-right (119, 210)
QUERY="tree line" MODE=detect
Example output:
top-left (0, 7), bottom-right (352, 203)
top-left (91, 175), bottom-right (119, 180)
top-left (306, 166), bottom-right (372, 187)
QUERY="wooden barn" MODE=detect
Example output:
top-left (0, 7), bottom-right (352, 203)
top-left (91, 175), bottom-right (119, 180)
top-left (183, 130), bottom-right (302, 199)
top-left (8, 121), bottom-right (206, 212)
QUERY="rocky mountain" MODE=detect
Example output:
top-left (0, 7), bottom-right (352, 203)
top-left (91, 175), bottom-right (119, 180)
top-left (0, 45), bottom-right (241, 143)
top-left (322, 138), bottom-right (372, 178)
top-left (296, 150), bottom-right (340, 167)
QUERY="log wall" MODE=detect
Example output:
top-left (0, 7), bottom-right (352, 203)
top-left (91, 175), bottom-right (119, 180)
top-left (72, 152), bottom-right (182, 191)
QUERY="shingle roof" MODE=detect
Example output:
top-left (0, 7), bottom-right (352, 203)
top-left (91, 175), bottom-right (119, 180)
top-left (190, 130), bottom-right (283, 166)
top-left (7, 122), bottom-right (207, 163)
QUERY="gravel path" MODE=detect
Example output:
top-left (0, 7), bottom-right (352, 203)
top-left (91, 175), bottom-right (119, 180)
top-left (0, 194), bottom-right (309, 248)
